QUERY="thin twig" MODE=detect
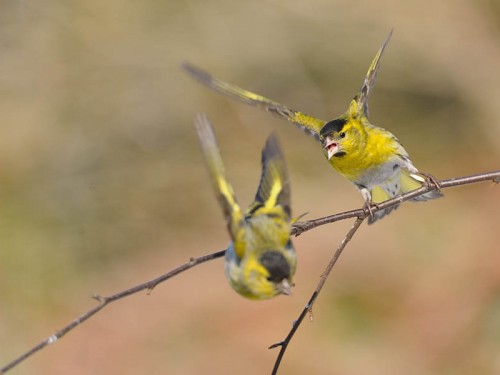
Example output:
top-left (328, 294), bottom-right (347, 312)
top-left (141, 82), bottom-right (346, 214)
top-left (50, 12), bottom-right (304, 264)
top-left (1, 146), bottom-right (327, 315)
top-left (291, 170), bottom-right (500, 236)
top-left (269, 169), bottom-right (499, 374)
top-left (0, 250), bottom-right (226, 374)
top-left (270, 217), bottom-right (365, 374)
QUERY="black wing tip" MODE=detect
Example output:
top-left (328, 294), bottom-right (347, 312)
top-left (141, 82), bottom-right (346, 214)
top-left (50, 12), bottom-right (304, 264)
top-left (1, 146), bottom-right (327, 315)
top-left (181, 60), bottom-right (198, 72)
top-left (381, 29), bottom-right (394, 52)
top-left (182, 61), bottom-right (213, 83)
top-left (375, 29), bottom-right (394, 62)
top-left (387, 28), bottom-right (394, 40)
top-left (262, 132), bottom-right (284, 165)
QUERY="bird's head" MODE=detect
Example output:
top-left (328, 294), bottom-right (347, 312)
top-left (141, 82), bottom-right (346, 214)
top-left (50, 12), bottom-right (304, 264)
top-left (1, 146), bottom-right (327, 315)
top-left (320, 100), bottom-right (365, 160)
top-left (243, 250), bottom-right (294, 299)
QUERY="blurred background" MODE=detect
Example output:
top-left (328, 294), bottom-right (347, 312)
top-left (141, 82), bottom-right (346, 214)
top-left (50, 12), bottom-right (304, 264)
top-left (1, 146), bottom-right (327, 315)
top-left (0, 0), bottom-right (499, 374)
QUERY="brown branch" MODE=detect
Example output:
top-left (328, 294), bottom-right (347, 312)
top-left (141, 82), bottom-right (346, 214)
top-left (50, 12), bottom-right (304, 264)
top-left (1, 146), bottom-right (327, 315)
top-left (0, 169), bottom-right (497, 374)
top-left (0, 250), bottom-right (226, 374)
top-left (269, 169), bottom-right (499, 374)
top-left (291, 170), bottom-right (500, 236)
top-left (270, 217), bottom-right (365, 374)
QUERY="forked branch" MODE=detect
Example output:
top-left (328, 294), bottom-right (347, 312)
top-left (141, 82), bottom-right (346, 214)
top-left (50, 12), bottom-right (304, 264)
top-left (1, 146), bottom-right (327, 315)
top-left (269, 169), bottom-right (499, 374)
top-left (270, 217), bottom-right (365, 374)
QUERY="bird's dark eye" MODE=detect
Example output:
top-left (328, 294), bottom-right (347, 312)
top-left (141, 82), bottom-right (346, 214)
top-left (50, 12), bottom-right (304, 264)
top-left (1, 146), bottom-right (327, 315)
top-left (339, 132), bottom-right (346, 139)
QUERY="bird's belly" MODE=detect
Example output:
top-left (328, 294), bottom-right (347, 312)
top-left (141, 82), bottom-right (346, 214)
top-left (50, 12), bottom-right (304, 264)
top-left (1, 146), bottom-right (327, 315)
top-left (353, 160), bottom-right (402, 189)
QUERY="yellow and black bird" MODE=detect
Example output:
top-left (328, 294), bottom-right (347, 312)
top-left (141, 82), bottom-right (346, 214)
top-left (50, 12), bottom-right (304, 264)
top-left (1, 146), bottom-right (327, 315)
top-left (194, 114), bottom-right (296, 299)
top-left (184, 31), bottom-right (442, 223)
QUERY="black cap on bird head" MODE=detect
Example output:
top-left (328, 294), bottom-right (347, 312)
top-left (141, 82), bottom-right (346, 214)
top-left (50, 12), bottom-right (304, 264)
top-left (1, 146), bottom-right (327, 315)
top-left (320, 118), bottom-right (347, 138)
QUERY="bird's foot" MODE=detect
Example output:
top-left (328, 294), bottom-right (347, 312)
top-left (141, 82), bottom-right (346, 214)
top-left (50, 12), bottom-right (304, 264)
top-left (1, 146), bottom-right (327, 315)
top-left (417, 172), bottom-right (441, 193)
top-left (362, 200), bottom-right (380, 221)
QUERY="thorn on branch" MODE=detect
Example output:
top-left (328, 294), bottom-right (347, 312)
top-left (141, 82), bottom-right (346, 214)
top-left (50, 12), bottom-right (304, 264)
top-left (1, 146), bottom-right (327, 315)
top-left (269, 341), bottom-right (284, 350)
top-left (92, 294), bottom-right (107, 303)
top-left (308, 309), bottom-right (314, 322)
top-left (47, 335), bottom-right (58, 345)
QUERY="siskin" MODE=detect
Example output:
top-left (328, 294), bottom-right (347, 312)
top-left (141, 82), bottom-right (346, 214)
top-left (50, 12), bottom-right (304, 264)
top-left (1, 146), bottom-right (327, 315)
top-left (184, 31), bottom-right (442, 223)
top-left (194, 114), bottom-right (296, 299)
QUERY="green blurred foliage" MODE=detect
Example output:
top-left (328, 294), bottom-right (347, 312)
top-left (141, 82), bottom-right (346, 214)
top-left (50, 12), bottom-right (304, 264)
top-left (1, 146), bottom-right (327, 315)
top-left (0, 0), bottom-right (499, 374)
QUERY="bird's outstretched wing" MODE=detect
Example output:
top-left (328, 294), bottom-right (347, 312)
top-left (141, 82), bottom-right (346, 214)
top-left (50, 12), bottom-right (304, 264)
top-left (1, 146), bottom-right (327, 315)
top-left (355, 29), bottom-right (393, 117)
top-left (194, 113), bottom-right (244, 247)
top-left (246, 133), bottom-right (291, 222)
top-left (183, 62), bottom-right (325, 141)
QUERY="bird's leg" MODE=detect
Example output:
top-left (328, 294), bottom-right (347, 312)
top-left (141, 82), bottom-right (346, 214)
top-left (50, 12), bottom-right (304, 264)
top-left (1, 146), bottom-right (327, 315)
top-left (362, 200), bottom-right (382, 220)
top-left (360, 188), bottom-right (378, 220)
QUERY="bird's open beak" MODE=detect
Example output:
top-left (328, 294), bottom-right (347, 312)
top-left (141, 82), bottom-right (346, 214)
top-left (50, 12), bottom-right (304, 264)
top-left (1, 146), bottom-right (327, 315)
top-left (276, 279), bottom-right (292, 296)
top-left (323, 136), bottom-right (339, 160)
